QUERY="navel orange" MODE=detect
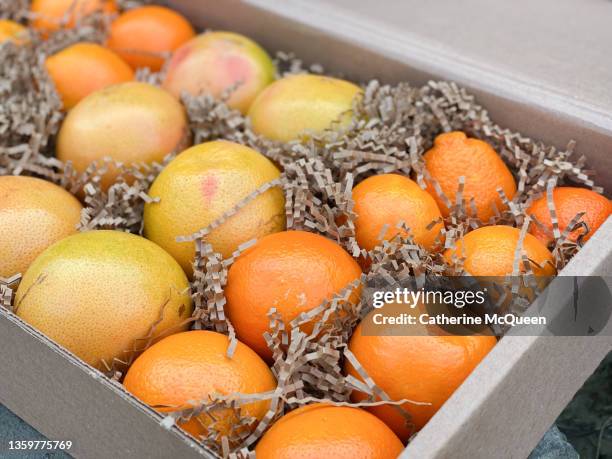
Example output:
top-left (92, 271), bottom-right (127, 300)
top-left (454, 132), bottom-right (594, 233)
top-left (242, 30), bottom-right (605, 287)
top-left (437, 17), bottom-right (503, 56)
top-left (248, 74), bottom-right (362, 142)
top-left (225, 230), bottom-right (362, 361)
top-left (144, 140), bottom-right (285, 275)
top-left (423, 131), bottom-right (517, 221)
top-left (444, 225), bottom-right (555, 276)
top-left (124, 330), bottom-right (276, 441)
top-left (255, 404), bottom-right (404, 458)
top-left (346, 310), bottom-right (496, 439)
top-left (107, 5), bottom-right (195, 71)
top-left (527, 186), bottom-right (611, 245)
top-left (46, 43), bottom-right (134, 109)
top-left (15, 230), bottom-right (192, 369)
top-left (353, 173), bottom-right (444, 251)
top-left (0, 176), bottom-right (82, 278)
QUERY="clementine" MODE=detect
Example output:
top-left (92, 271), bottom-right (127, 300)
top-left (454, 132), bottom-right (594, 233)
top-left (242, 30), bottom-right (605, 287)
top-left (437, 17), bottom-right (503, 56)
top-left (0, 19), bottom-right (28, 44)
top-left (444, 225), bottom-right (555, 276)
top-left (124, 330), bottom-right (276, 441)
top-left (225, 230), bottom-right (362, 361)
top-left (46, 43), bottom-right (134, 109)
top-left (346, 310), bottom-right (496, 439)
top-left (30, 0), bottom-right (116, 34)
top-left (255, 404), bottom-right (403, 458)
top-left (353, 173), bottom-right (444, 251)
top-left (527, 186), bottom-right (611, 245)
top-left (107, 5), bottom-right (195, 71)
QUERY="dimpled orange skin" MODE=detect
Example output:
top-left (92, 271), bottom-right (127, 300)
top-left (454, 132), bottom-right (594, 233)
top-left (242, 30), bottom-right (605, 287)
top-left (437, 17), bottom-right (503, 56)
top-left (444, 225), bottom-right (555, 277)
top-left (255, 404), bottom-right (404, 459)
top-left (346, 312), bottom-right (497, 440)
top-left (163, 31), bottom-right (275, 114)
top-left (423, 131), bottom-right (517, 221)
top-left (46, 43), bottom-right (134, 109)
top-left (249, 74), bottom-right (363, 142)
top-left (107, 6), bottom-right (195, 71)
top-left (527, 187), bottom-right (611, 245)
top-left (353, 173), bottom-right (445, 251)
top-left (225, 230), bottom-right (362, 361)
top-left (123, 330), bottom-right (276, 440)
top-left (57, 82), bottom-right (189, 189)
top-left (144, 140), bottom-right (285, 276)
top-left (0, 20), bottom-right (28, 44)
top-left (30, 0), bottom-right (116, 34)
top-left (0, 176), bottom-right (82, 278)
top-left (15, 231), bottom-right (192, 369)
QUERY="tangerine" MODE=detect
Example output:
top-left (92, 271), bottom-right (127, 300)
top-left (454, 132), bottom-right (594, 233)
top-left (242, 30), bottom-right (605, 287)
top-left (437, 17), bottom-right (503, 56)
top-left (527, 187), bottom-right (611, 245)
top-left (353, 173), bottom-right (444, 251)
top-left (107, 5), bottom-right (195, 71)
top-left (225, 230), bottom-right (362, 361)
top-left (423, 131), bottom-right (517, 221)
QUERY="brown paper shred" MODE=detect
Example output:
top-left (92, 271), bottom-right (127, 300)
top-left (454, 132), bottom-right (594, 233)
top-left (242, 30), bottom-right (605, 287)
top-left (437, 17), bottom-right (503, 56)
top-left (1, 7), bottom-right (608, 455)
top-left (0, 274), bottom-right (21, 311)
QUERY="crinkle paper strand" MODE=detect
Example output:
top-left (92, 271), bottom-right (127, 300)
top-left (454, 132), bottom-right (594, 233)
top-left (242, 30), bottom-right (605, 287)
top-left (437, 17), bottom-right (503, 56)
top-left (0, 3), bottom-right (604, 458)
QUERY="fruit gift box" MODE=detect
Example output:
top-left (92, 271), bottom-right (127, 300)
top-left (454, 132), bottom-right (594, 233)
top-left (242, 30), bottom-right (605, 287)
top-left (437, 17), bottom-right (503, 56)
top-left (1, 1), bottom-right (611, 458)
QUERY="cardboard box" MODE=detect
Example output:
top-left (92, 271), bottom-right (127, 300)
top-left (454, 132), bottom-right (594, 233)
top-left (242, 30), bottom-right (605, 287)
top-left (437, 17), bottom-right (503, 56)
top-left (1, 1), bottom-right (611, 458)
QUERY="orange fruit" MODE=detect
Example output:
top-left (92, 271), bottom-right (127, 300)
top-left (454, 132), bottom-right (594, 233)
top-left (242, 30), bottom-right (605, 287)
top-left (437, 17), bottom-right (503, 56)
top-left (30, 0), bottom-right (117, 34)
top-left (225, 230), bottom-right (362, 361)
top-left (0, 19), bottom-right (28, 44)
top-left (444, 225), bottom-right (555, 276)
top-left (423, 131), bottom-right (517, 221)
top-left (346, 310), bottom-right (497, 439)
top-left (143, 140), bottom-right (285, 275)
top-left (353, 173), bottom-right (444, 251)
top-left (163, 31), bottom-right (275, 114)
top-left (255, 404), bottom-right (403, 458)
top-left (46, 43), bottom-right (134, 109)
top-left (0, 176), bottom-right (82, 278)
top-left (527, 187), bottom-right (611, 245)
top-left (124, 330), bottom-right (276, 441)
top-left (107, 6), bottom-right (195, 71)
top-left (57, 82), bottom-right (189, 189)
top-left (249, 74), bottom-right (362, 142)
top-left (15, 230), bottom-right (192, 369)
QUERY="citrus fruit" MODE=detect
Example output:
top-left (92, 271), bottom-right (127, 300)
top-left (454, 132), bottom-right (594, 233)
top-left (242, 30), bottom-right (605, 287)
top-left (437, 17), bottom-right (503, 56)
top-left (46, 43), bottom-right (134, 109)
top-left (123, 330), bottom-right (276, 441)
top-left (353, 173), bottom-right (444, 251)
top-left (423, 131), bottom-right (517, 221)
top-left (57, 82), bottom-right (189, 189)
top-left (107, 5), bottom-right (195, 71)
top-left (30, 0), bottom-right (116, 34)
top-left (225, 230), bottom-right (362, 361)
top-left (144, 140), bottom-right (285, 275)
top-left (249, 74), bottom-right (362, 142)
top-left (0, 176), bottom-right (82, 278)
top-left (346, 309), bottom-right (497, 439)
top-left (255, 404), bottom-right (403, 458)
top-left (0, 19), bottom-right (28, 44)
top-left (527, 186), bottom-right (611, 245)
top-left (15, 230), bottom-right (192, 369)
top-left (163, 31), bottom-right (275, 114)
top-left (444, 225), bottom-right (555, 276)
